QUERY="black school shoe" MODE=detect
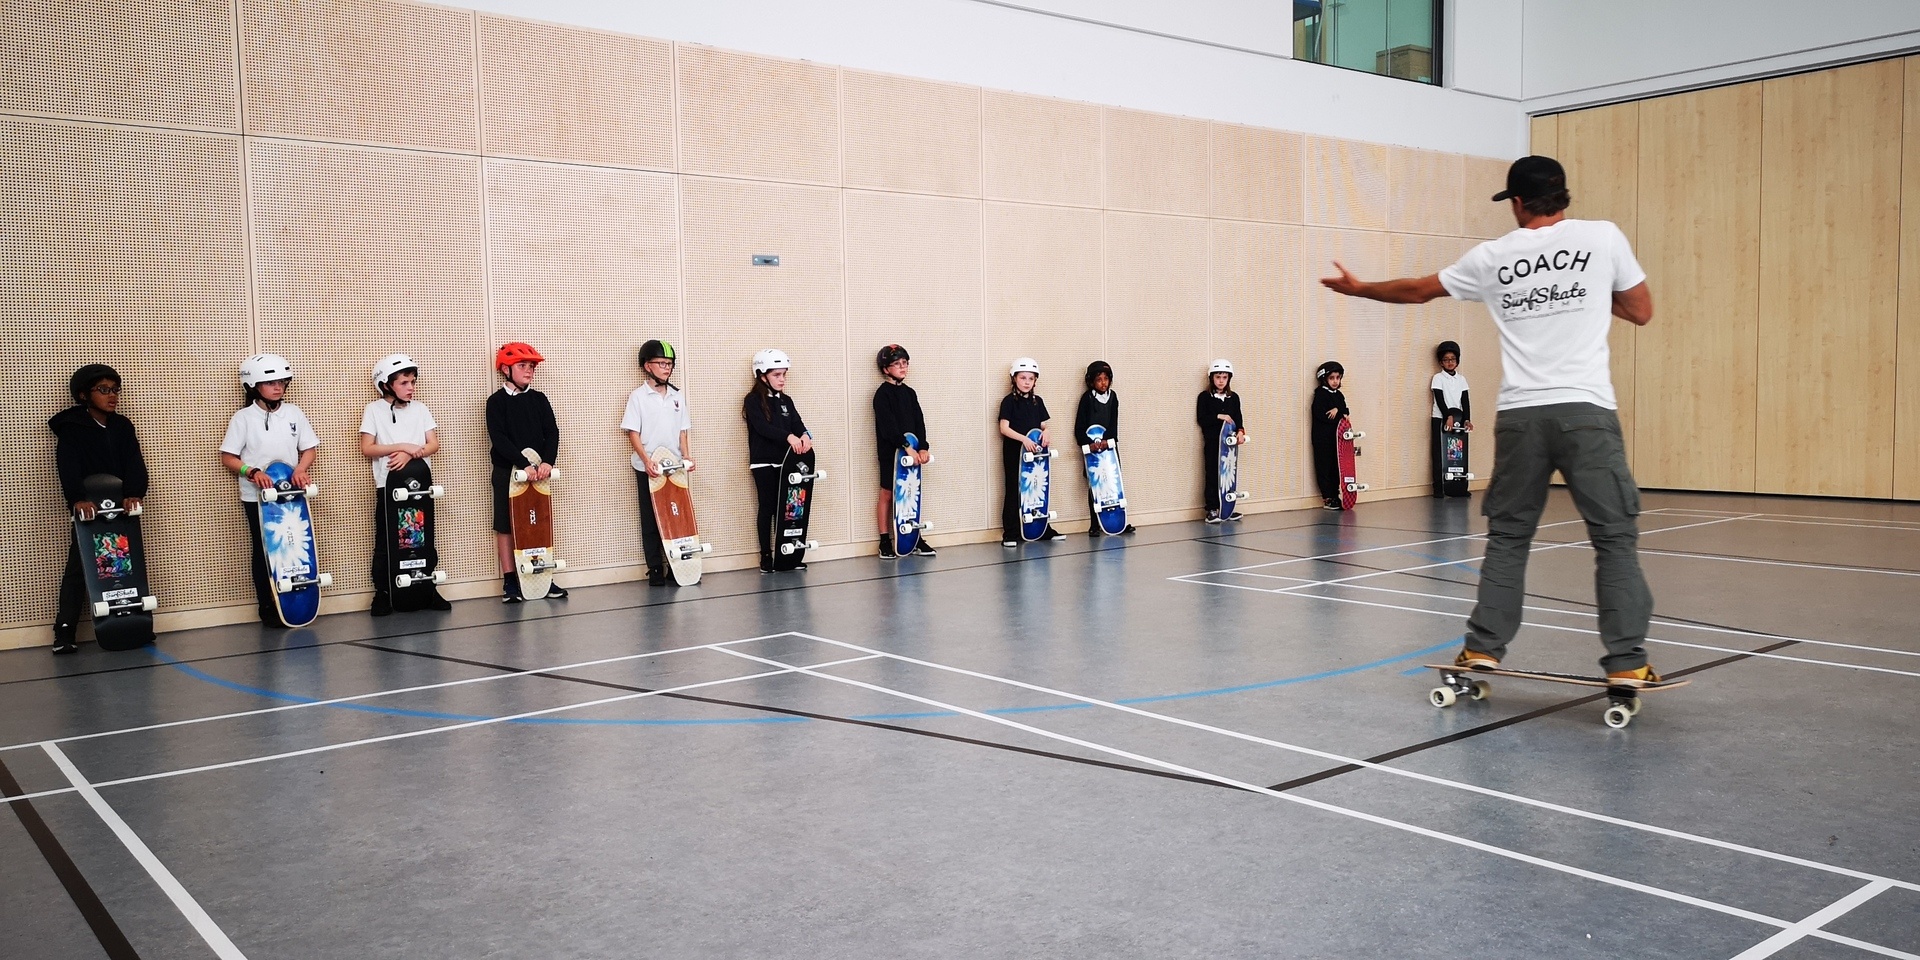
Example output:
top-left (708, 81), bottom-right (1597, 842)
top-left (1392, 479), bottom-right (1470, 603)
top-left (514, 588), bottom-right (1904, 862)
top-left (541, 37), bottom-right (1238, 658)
top-left (51, 624), bottom-right (78, 655)
top-left (545, 583), bottom-right (568, 599)
top-left (501, 573), bottom-right (524, 603)
top-left (912, 541), bottom-right (936, 557)
top-left (647, 568), bottom-right (668, 586)
top-left (1042, 528), bottom-right (1068, 541)
top-left (370, 593), bottom-right (393, 617)
top-left (423, 592), bottom-right (452, 611)
top-left (879, 540), bottom-right (898, 560)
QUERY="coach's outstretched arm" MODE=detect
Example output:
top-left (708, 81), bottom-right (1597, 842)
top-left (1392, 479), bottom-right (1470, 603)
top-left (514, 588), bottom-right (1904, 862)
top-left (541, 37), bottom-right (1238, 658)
top-left (1320, 261), bottom-right (1448, 305)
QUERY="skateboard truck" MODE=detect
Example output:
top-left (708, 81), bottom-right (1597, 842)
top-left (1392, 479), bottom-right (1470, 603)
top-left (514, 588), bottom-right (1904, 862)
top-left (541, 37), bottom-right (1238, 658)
top-left (511, 466), bottom-right (560, 483)
top-left (93, 594), bottom-right (159, 619)
top-left (1224, 435), bottom-right (1249, 447)
top-left (392, 483), bottom-right (446, 501)
top-left (779, 540), bottom-right (818, 556)
top-left (673, 541), bottom-right (713, 561)
top-left (261, 483), bottom-right (318, 503)
top-left (787, 468), bottom-right (825, 484)
top-left (1020, 509), bottom-right (1059, 522)
top-left (275, 572), bottom-right (333, 594)
top-left (897, 519), bottom-right (930, 534)
top-left (395, 570), bottom-right (450, 589)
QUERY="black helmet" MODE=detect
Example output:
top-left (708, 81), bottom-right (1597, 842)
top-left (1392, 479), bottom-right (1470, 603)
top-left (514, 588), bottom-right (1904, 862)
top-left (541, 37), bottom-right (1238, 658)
top-left (638, 339), bottom-right (677, 366)
top-left (1084, 360), bottom-right (1112, 388)
top-left (69, 363), bottom-right (120, 403)
top-left (876, 344), bottom-right (910, 372)
top-left (1435, 340), bottom-right (1461, 362)
top-left (1315, 360), bottom-right (1345, 383)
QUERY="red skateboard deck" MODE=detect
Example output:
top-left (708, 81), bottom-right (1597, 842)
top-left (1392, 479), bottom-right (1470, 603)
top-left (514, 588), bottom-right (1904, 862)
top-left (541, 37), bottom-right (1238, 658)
top-left (1337, 416), bottom-right (1367, 510)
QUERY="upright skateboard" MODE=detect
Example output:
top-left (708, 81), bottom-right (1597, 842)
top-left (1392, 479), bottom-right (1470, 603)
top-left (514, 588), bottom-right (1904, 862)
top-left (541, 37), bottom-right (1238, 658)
top-left (1080, 425), bottom-right (1127, 536)
top-left (770, 447), bottom-right (824, 571)
top-left (891, 432), bottom-right (931, 556)
top-left (1441, 421), bottom-right (1473, 498)
top-left (73, 473), bottom-right (158, 650)
top-left (1018, 428), bottom-right (1057, 542)
top-left (509, 449), bottom-right (565, 600)
top-left (649, 447), bottom-right (710, 585)
top-left (1426, 662), bottom-right (1689, 729)
top-left (1336, 416), bottom-right (1368, 511)
top-left (1217, 419), bottom-right (1250, 520)
top-left (384, 458), bottom-right (446, 610)
top-left (258, 461), bottom-right (331, 628)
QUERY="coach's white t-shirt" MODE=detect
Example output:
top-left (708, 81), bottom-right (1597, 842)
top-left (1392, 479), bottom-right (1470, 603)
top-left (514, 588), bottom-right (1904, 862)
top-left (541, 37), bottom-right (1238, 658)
top-left (1438, 219), bottom-right (1645, 411)
top-left (359, 399), bottom-right (438, 487)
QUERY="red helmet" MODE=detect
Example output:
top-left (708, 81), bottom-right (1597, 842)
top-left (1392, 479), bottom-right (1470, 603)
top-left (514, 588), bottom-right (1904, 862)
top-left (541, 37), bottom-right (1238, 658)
top-left (495, 342), bottom-right (544, 369)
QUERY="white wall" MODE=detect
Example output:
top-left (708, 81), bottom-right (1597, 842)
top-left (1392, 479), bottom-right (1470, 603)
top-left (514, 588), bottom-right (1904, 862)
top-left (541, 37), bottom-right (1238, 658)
top-left (1447, 0), bottom-right (1523, 101)
top-left (458, 0), bottom-right (1526, 158)
top-left (1522, 0), bottom-right (1920, 112)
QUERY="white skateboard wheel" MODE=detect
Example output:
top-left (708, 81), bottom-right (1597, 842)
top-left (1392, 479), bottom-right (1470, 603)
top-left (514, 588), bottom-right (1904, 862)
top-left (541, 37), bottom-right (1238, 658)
top-left (432, 570), bottom-right (448, 584)
top-left (1047, 511), bottom-right (1059, 520)
top-left (276, 577), bottom-right (295, 594)
top-left (93, 601), bottom-right (110, 618)
top-left (551, 559), bottom-right (568, 572)
top-left (788, 473), bottom-right (804, 484)
top-left (812, 470), bottom-right (826, 480)
top-left (429, 485), bottom-right (445, 498)
top-left (1430, 686), bottom-right (1456, 707)
top-left (900, 456), bottom-right (913, 467)
top-left (142, 595), bottom-right (158, 612)
top-left (511, 469), bottom-right (528, 483)
top-left (516, 560), bottom-right (534, 576)
top-left (1080, 445), bottom-right (1091, 454)
top-left (803, 540), bottom-right (818, 550)
top-left (395, 574), bottom-right (411, 589)
top-left (1343, 430), bottom-right (1364, 440)
top-left (262, 487), bottom-right (281, 503)
top-left (699, 543), bottom-right (713, 554)
top-left (1116, 498), bottom-right (1128, 508)
top-left (392, 487), bottom-right (409, 502)
top-left (1603, 705), bottom-right (1633, 729)
top-left (779, 543), bottom-right (796, 555)
top-left (317, 573), bottom-right (333, 588)
top-left (304, 484), bottom-right (319, 498)
top-left (128, 503), bottom-right (143, 517)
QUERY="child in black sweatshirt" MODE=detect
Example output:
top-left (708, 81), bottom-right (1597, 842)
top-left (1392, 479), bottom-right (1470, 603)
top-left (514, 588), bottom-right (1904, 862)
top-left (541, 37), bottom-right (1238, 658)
top-left (998, 357), bottom-right (1065, 545)
top-left (48, 364), bottom-right (149, 654)
top-left (1196, 359), bottom-right (1247, 522)
top-left (744, 348), bottom-right (812, 572)
top-left (486, 341), bottom-right (565, 602)
top-left (1075, 360), bottom-right (1134, 537)
top-left (873, 344), bottom-right (935, 559)
top-left (1311, 360), bottom-right (1351, 510)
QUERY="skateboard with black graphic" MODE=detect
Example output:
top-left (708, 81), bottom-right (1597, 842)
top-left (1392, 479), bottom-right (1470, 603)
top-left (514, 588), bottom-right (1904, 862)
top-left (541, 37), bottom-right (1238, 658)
top-left (384, 458), bottom-right (447, 609)
top-left (259, 461), bottom-right (332, 627)
top-left (73, 473), bottom-right (158, 650)
top-left (1426, 662), bottom-right (1689, 729)
top-left (770, 446), bottom-right (823, 571)
top-left (1441, 417), bottom-right (1474, 498)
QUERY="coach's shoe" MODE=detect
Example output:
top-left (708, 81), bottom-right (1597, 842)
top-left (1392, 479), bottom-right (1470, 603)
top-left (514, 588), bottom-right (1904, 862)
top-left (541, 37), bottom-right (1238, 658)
top-left (1605, 664), bottom-right (1664, 687)
top-left (1453, 647), bottom-right (1499, 670)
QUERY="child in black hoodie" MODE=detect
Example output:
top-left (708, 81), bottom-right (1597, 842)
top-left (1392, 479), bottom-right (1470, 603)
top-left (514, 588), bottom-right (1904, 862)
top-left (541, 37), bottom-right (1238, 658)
top-left (743, 348), bottom-right (812, 572)
top-left (48, 364), bottom-right (149, 654)
top-left (1311, 360), bottom-right (1351, 510)
top-left (1196, 360), bottom-right (1247, 522)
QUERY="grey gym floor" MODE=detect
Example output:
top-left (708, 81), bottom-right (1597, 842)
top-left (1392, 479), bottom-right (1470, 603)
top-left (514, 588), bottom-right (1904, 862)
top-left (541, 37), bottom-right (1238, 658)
top-left (2, 490), bottom-right (1916, 960)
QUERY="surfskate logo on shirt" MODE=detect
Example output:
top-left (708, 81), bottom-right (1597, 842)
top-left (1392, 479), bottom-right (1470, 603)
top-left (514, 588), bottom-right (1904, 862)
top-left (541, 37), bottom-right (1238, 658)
top-left (1496, 248), bottom-right (1594, 318)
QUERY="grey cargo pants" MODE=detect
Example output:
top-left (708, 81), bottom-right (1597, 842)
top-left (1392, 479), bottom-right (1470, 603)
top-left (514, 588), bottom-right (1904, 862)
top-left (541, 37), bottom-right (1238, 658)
top-left (1464, 402), bottom-right (1654, 672)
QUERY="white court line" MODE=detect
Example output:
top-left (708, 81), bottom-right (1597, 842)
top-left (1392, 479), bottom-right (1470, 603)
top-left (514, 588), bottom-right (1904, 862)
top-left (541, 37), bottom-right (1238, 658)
top-left (2, 650), bottom-right (877, 807)
top-left (0, 633), bottom-right (789, 755)
top-left (783, 632), bottom-right (1920, 900)
top-left (1177, 576), bottom-right (1920, 680)
top-left (1728, 880), bottom-right (1897, 960)
top-left (44, 742), bottom-right (251, 960)
top-left (1654, 508), bottom-right (1920, 533)
top-left (714, 644), bottom-right (1920, 951)
top-left (1180, 514), bottom-right (1599, 578)
top-left (1610, 545), bottom-right (1920, 578)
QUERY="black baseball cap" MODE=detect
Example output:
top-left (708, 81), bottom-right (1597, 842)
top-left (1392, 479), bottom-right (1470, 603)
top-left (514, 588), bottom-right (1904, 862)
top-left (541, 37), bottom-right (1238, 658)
top-left (1491, 155), bottom-right (1567, 202)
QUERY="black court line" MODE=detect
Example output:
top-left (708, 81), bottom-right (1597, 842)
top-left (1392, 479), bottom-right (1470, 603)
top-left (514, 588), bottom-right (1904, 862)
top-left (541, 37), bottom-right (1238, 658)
top-left (347, 640), bottom-right (1251, 795)
top-left (0, 756), bottom-right (141, 959)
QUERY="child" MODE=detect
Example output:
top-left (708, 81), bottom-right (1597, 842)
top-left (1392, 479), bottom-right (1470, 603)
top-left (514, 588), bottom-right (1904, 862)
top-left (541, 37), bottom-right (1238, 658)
top-left (486, 342), bottom-right (565, 602)
top-left (1196, 359), bottom-right (1247, 523)
top-left (622, 339), bottom-right (693, 586)
top-left (1430, 340), bottom-right (1473, 498)
top-left (873, 344), bottom-right (936, 559)
top-left (1075, 360), bottom-right (1133, 537)
top-left (1311, 360), bottom-right (1350, 510)
top-left (219, 353), bottom-right (320, 627)
top-left (361, 353), bottom-right (449, 615)
top-left (743, 348), bottom-right (812, 573)
top-left (998, 357), bottom-right (1065, 546)
top-left (49, 364), bottom-right (149, 654)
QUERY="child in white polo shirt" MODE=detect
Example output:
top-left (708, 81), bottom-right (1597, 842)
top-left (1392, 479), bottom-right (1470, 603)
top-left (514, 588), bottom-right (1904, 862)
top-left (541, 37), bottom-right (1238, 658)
top-left (622, 339), bottom-right (693, 586)
top-left (219, 352), bottom-right (319, 628)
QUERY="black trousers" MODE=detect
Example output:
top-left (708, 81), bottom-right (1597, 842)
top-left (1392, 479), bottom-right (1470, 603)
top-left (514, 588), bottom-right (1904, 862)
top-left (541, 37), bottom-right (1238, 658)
top-left (752, 466), bottom-right (778, 557)
top-left (1430, 418), bottom-right (1447, 495)
top-left (1312, 434), bottom-right (1339, 503)
top-left (242, 505), bottom-right (285, 627)
top-left (370, 493), bottom-right (390, 599)
top-left (1200, 437), bottom-right (1219, 511)
top-left (1000, 449), bottom-right (1023, 539)
top-left (634, 473), bottom-right (666, 574)
top-left (56, 539), bottom-right (87, 626)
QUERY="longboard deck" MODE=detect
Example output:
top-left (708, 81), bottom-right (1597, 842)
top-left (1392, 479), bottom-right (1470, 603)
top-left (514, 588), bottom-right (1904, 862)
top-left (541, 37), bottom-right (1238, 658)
top-left (509, 463), bottom-right (557, 599)
top-left (1337, 416), bottom-right (1364, 510)
top-left (1425, 664), bottom-right (1690, 692)
top-left (1426, 663), bottom-right (1688, 728)
top-left (649, 447), bottom-right (703, 585)
top-left (1018, 427), bottom-right (1052, 541)
top-left (770, 447), bottom-right (819, 571)
top-left (259, 461), bottom-right (325, 627)
top-left (891, 432), bottom-right (925, 556)
top-left (74, 473), bottom-right (155, 650)
top-left (1081, 425), bottom-right (1126, 536)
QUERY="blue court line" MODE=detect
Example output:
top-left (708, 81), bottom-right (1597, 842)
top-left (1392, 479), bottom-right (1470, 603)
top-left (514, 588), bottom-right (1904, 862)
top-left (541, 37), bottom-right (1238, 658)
top-left (154, 636), bottom-right (1462, 728)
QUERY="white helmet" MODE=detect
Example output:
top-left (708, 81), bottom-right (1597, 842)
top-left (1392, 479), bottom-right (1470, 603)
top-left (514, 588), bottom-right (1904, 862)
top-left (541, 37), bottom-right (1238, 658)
top-left (1009, 357), bottom-right (1040, 377)
top-left (240, 353), bottom-right (293, 388)
top-left (752, 348), bottom-right (791, 375)
top-left (373, 353), bottom-right (418, 391)
top-left (1208, 359), bottom-right (1234, 376)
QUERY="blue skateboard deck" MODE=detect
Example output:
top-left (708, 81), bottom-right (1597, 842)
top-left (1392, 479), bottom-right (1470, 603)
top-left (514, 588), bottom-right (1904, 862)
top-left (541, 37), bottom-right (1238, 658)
top-left (1081, 425), bottom-right (1127, 536)
top-left (1216, 419), bottom-right (1248, 520)
top-left (891, 432), bottom-right (927, 556)
top-left (258, 461), bottom-right (329, 627)
top-left (1018, 428), bottom-right (1055, 541)
top-left (73, 473), bottom-right (157, 650)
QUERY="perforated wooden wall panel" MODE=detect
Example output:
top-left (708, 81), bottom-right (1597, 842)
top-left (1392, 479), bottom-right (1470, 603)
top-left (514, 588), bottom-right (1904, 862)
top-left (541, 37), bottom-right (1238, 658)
top-left (1385, 235), bottom-right (1471, 490)
top-left (1105, 212), bottom-right (1212, 515)
top-left (982, 90), bottom-right (1102, 208)
top-left (240, 0), bottom-right (478, 153)
top-left (2, 0), bottom-right (239, 132)
top-left (676, 44), bottom-right (839, 186)
top-left (985, 202), bottom-right (1105, 526)
top-left (487, 160), bottom-right (682, 573)
top-left (1462, 156), bottom-right (1515, 239)
top-left (1304, 136), bottom-right (1388, 231)
top-left (2, 118), bottom-right (250, 627)
top-left (682, 177), bottom-right (848, 555)
top-left (843, 70), bottom-right (981, 197)
top-left (249, 140), bottom-right (488, 594)
top-left (1211, 123), bottom-right (1303, 224)
top-left (851, 192), bottom-right (989, 538)
top-left (477, 15), bottom-right (674, 171)
top-left (1388, 148), bottom-right (1465, 237)
top-left (1300, 228), bottom-right (1388, 497)
top-left (1211, 220), bottom-right (1305, 501)
top-left (1104, 108), bottom-right (1210, 217)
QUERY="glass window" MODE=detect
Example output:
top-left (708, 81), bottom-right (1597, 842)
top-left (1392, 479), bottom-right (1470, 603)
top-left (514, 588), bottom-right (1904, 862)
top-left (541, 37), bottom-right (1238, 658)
top-left (1293, 0), bottom-right (1441, 85)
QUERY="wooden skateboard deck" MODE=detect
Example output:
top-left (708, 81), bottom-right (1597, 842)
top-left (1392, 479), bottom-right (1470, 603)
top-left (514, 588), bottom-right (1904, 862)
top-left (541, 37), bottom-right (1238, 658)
top-left (1426, 663), bottom-right (1689, 729)
top-left (1017, 428), bottom-right (1055, 541)
top-left (649, 447), bottom-right (707, 585)
top-left (770, 446), bottom-right (821, 571)
top-left (1081, 425), bottom-right (1127, 536)
top-left (509, 452), bottom-right (562, 600)
top-left (73, 473), bottom-right (157, 650)
top-left (1441, 422), bottom-right (1472, 497)
top-left (891, 432), bottom-right (927, 556)
top-left (1337, 416), bottom-right (1367, 510)
top-left (1216, 419), bottom-right (1249, 520)
top-left (384, 458), bottom-right (445, 610)
top-left (258, 461), bottom-right (329, 628)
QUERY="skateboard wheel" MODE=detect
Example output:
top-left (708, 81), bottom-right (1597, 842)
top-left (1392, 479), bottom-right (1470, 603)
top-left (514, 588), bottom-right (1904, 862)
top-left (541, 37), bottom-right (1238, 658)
top-left (276, 577), bottom-right (295, 594)
top-left (395, 574), bottom-right (411, 589)
top-left (1430, 686), bottom-right (1457, 708)
top-left (547, 467), bottom-right (560, 480)
top-left (1469, 680), bottom-right (1491, 701)
top-left (1080, 445), bottom-right (1091, 454)
top-left (262, 487), bottom-right (281, 503)
top-left (511, 469), bottom-right (529, 483)
top-left (316, 573), bottom-right (333, 588)
top-left (900, 456), bottom-right (913, 467)
top-left (392, 487), bottom-right (409, 502)
top-left (431, 570), bottom-right (448, 584)
top-left (788, 473), bottom-right (804, 484)
top-left (779, 543), bottom-right (796, 555)
top-left (699, 543), bottom-right (713, 554)
top-left (1603, 705), bottom-right (1633, 729)
top-left (812, 469), bottom-right (826, 480)
top-left (93, 601), bottom-right (110, 619)
top-left (429, 485), bottom-right (445, 498)
top-left (127, 503), bottom-right (143, 517)
top-left (802, 540), bottom-right (817, 550)
top-left (1623, 697), bottom-right (1643, 716)
top-left (551, 559), bottom-right (567, 572)
top-left (517, 560), bottom-right (534, 576)
top-left (304, 484), bottom-right (319, 498)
